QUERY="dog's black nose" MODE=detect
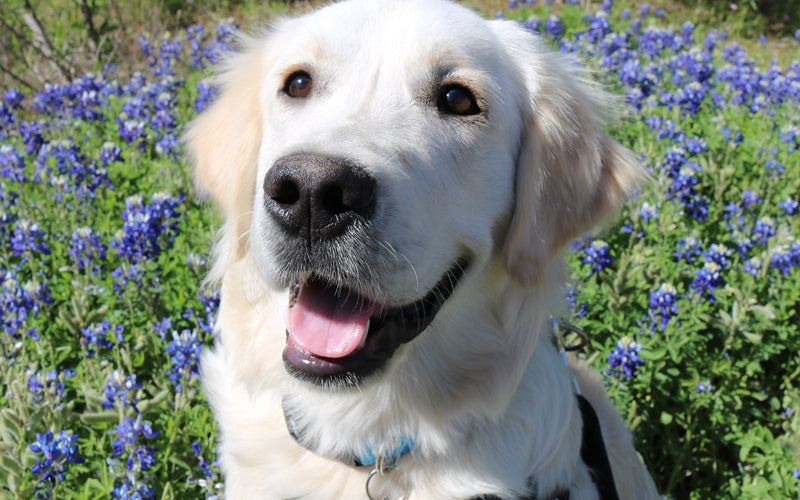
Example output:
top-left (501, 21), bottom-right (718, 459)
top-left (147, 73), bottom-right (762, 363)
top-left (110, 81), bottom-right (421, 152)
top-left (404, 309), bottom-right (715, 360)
top-left (264, 155), bottom-right (376, 242)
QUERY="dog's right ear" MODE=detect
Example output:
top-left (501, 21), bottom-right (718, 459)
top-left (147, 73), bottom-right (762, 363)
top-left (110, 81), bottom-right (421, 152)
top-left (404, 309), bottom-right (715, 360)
top-left (184, 37), bottom-right (270, 268)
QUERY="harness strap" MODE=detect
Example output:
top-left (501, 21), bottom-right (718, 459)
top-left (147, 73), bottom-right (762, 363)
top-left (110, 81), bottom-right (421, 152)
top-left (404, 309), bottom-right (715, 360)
top-left (469, 395), bottom-right (620, 500)
top-left (576, 394), bottom-right (620, 500)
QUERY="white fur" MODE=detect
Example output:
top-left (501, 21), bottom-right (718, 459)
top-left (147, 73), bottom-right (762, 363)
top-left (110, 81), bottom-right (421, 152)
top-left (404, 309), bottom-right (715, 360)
top-left (187, 1), bottom-right (660, 498)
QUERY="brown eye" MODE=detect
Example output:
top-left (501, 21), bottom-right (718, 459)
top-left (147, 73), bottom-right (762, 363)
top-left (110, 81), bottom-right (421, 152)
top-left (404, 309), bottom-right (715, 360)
top-left (284, 71), bottom-right (313, 98)
top-left (438, 84), bottom-right (480, 116)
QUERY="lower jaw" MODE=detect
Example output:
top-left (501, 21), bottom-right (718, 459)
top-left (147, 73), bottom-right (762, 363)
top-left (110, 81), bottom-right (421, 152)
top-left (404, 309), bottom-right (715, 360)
top-left (282, 344), bottom-right (390, 388)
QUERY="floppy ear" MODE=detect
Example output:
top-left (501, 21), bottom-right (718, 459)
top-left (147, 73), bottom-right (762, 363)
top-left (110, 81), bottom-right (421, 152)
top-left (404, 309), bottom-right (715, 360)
top-left (493, 23), bottom-right (643, 287)
top-left (184, 37), bottom-right (270, 273)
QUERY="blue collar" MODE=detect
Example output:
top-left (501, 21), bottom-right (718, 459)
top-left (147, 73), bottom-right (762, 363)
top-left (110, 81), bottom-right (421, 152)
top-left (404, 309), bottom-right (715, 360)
top-left (282, 398), bottom-right (416, 468)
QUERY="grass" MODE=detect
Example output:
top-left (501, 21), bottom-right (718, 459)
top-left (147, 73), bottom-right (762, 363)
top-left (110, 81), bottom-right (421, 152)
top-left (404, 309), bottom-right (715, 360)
top-left (0, 0), bottom-right (799, 499)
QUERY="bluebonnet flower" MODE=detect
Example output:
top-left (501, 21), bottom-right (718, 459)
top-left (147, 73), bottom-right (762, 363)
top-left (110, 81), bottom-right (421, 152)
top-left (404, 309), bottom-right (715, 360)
top-left (649, 283), bottom-right (679, 331)
top-left (582, 240), bottom-right (612, 276)
top-left (0, 144), bottom-right (27, 183)
top-left (187, 441), bottom-right (224, 499)
top-left (638, 4), bottom-right (650, 18)
top-left (27, 369), bottom-right (76, 410)
top-left (1, 271), bottom-right (53, 339)
top-left (70, 226), bottom-right (107, 275)
top-left (545, 15), bottom-right (564, 40)
top-left (668, 165), bottom-right (708, 222)
top-left (197, 288), bottom-right (221, 335)
top-left (166, 328), bottom-right (203, 392)
top-left (740, 190), bottom-right (762, 210)
top-left (779, 197), bottom-right (798, 218)
top-left (703, 244), bottom-right (731, 268)
top-left (743, 257), bottom-right (762, 277)
top-left (672, 81), bottom-right (706, 115)
top-left (696, 380), bottom-right (713, 393)
top-left (723, 202), bottom-right (745, 230)
top-left (19, 120), bottom-right (47, 156)
top-left (111, 263), bottom-right (144, 295)
top-left (507, 0), bottom-right (518, 8)
top-left (769, 242), bottom-right (800, 276)
top-left (637, 201), bottom-right (659, 223)
top-left (29, 430), bottom-right (84, 497)
top-left (604, 337), bottom-right (644, 380)
top-left (564, 285), bottom-right (588, 319)
top-left (37, 139), bottom-right (111, 200)
top-left (155, 132), bottom-right (180, 158)
top-left (109, 414), bottom-right (159, 500)
top-left (779, 124), bottom-right (799, 153)
top-left (99, 142), bottom-right (123, 168)
top-left (187, 253), bottom-right (208, 273)
top-left (10, 219), bottom-right (50, 264)
top-left (102, 370), bottom-right (143, 411)
top-left (690, 261), bottom-right (724, 303)
top-left (153, 317), bottom-right (173, 343)
top-left (111, 192), bottom-right (184, 263)
top-left (765, 158), bottom-right (785, 176)
top-left (720, 126), bottom-right (744, 148)
top-left (117, 116), bottom-right (147, 150)
top-left (684, 137), bottom-right (708, 156)
top-left (1, 89), bottom-right (24, 138)
top-left (793, 468), bottom-right (800, 481)
top-left (194, 81), bottom-right (219, 113)
top-left (82, 320), bottom-right (124, 358)
top-left (525, 16), bottom-right (543, 34)
top-left (674, 236), bottom-right (702, 264)
top-left (751, 217), bottom-right (776, 247)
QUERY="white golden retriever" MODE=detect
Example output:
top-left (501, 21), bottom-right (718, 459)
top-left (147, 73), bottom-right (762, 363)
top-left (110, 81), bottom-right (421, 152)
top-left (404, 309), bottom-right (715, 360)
top-left (187, 0), bottom-right (660, 498)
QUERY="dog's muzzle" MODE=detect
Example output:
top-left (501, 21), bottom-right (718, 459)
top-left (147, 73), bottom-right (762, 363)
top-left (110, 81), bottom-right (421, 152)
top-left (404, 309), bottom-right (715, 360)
top-left (262, 154), bottom-right (469, 387)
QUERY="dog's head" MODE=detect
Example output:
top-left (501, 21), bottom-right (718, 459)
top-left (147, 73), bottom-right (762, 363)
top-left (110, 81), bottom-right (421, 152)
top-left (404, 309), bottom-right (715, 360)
top-left (187, 0), bottom-right (640, 389)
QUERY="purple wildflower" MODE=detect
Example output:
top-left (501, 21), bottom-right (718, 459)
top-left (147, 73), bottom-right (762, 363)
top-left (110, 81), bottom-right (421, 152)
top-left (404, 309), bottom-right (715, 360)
top-left (102, 370), bottom-right (143, 411)
top-left (82, 320), bottom-right (124, 358)
top-left (604, 337), bottom-right (644, 380)
top-left (70, 226), bottom-right (107, 275)
top-left (649, 283), bottom-right (679, 331)
top-left (779, 197), bottom-right (798, 218)
top-left (690, 262), bottom-right (724, 303)
top-left (166, 328), bottom-right (203, 392)
top-left (582, 240), bottom-right (613, 276)
top-left (674, 236), bottom-right (702, 264)
top-left (29, 431), bottom-right (84, 492)
top-left (751, 217), bottom-right (776, 247)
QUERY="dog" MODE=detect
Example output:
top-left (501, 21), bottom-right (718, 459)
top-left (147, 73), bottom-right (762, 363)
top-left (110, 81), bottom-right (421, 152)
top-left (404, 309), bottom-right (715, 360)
top-left (186, 0), bottom-right (660, 498)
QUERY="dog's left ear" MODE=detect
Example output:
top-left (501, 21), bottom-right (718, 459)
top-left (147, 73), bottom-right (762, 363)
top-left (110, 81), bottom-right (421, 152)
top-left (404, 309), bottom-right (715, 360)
top-left (492, 22), bottom-right (643, 287)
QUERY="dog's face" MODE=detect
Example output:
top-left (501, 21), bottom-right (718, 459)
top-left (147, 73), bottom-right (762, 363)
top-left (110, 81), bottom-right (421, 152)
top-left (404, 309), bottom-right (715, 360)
top-left (188, 0), bottom-right (640, 390)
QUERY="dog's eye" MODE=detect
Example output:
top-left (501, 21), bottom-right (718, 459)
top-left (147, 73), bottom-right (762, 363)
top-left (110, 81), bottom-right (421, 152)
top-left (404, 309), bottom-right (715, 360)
top-left (437, 85), bottom-right (480, 116)
top-left (284, 71), bottom-right (313, 98)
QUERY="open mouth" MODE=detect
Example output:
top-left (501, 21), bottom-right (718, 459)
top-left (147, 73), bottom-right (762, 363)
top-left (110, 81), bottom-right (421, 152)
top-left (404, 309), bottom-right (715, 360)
top-left (282, 257), bottom-right (470, 387)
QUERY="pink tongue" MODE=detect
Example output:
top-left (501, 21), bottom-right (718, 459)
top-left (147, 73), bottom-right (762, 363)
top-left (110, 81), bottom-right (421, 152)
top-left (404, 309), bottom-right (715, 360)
top-left (288, 280), bottom-right (379, 359)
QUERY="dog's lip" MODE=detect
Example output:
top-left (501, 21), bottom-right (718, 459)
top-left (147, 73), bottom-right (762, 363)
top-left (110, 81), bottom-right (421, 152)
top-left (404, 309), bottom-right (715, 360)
top-left (282, 257), bottom-right (471, 383)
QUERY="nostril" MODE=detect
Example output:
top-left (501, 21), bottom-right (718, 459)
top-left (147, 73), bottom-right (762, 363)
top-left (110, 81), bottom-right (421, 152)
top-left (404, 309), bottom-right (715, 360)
top-left (320, 185), bottom-right (347, 214)
top-left (268, 178), bottom-right (301, 206)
